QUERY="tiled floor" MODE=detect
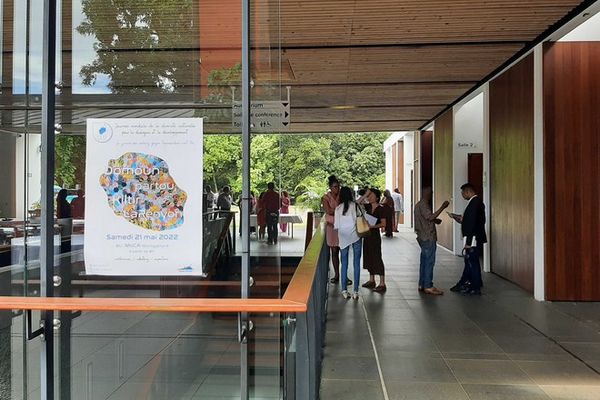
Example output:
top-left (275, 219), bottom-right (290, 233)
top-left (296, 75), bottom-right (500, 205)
top-left (320, 231), bottom-right (600, 400)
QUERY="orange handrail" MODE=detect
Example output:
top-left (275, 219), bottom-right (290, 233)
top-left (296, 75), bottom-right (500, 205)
top-left (0, 222), bottom-right (325, 314)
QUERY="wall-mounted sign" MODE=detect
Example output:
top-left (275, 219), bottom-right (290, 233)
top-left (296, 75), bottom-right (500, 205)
top-left (457, 142), bottom-right (477, 149)
top-left (84, 118), bottom-right (203, 276)
top-left (232, 100), bottom-right (291, 132)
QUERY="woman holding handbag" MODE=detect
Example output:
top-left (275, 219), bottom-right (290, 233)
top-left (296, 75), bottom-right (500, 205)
top-left (359, 188), bottom-right (387, 292)
top-left (334, 186), bottom-right (363, 300)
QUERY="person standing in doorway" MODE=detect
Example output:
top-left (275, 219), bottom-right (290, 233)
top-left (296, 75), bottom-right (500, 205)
top-left (359, 188), bottom-right (387, 293)
top-left (262, 182), bottom-right (281, 245)
top-left (381, 190), bottom-right (395, 237)
top-left (414, 187), bottom-right (450, 295)
top-left (322, 175), bottom-right (345, 284)
top-left (391, 188), bottom-right (404, 232)
top-left (450, 183), bottom-right (487, 295)
top-left (334, 186), bottom-right (362, 300)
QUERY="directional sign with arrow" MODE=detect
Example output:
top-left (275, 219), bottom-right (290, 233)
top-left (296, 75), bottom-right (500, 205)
top-left (232, 100), bottom-right (291, 132)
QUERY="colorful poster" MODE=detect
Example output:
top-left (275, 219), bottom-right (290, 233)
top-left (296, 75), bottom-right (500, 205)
top-left (84, 118), bottom-right (203, 276)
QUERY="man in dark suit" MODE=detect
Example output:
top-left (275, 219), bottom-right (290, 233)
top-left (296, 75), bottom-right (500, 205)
top-left (450, 183), bottom-right (487, 295)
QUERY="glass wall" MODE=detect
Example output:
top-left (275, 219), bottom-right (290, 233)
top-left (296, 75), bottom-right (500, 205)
top-left (0, 0), bottom-right (288, 399)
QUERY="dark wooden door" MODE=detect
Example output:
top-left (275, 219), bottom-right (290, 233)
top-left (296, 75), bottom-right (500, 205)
top-left (468, 153), bottom-right (484, 197)
top-left (421, 131), bottom-right (433, 191)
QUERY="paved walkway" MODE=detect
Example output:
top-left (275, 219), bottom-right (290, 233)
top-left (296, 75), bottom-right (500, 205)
top-left (320, 232), bottom-right (600, 400)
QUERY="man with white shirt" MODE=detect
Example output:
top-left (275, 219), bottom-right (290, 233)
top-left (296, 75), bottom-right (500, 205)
top-left (391, 188), bottom-right (404, 232)
top-left (449, 183), bottom-right (487, 295)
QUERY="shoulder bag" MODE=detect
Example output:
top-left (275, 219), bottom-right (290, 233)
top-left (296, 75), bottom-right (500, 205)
top-left (355, 203), bottom-right (371, 238)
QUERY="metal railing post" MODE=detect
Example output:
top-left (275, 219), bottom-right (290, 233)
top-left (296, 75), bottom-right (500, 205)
top-left (40, 1), bottom-right (57, 399)
top-left (240, 0), bottom-right (251, 399)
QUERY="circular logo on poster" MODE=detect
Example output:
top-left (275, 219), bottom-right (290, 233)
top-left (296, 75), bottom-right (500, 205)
top-left (92, 122), bottom-right (113, 143)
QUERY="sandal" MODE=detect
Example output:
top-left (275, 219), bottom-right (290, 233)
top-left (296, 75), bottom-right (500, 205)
top-left (362, 281), bottom-right (376, 289)
top-left (346, 279), bottom-right (353, 286)
top-left (330, 277), bottom-right (340, 284)
top-left (374, 285), bottom-right (387, 293)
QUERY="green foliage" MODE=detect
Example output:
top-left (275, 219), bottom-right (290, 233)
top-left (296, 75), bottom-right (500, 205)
top-left (203, 135), bottom-right (241, 191)
top-left (201, 132), bottom-right (389, 210)
top-left (55, 135), bottom-right (86, 188)
top-left (294, 173), bottom-right (328, 211)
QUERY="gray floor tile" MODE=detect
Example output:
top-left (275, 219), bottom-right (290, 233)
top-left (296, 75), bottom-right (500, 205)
top-left (462, 384), bottom-right (552, 400)
top-left (385, 382), bottom-right (468, 400)
top-left (560, 343), bottom-right (600, 362)
top-left (376, 334), bottom-right (439, 355)
top-left (433, 335), bottom-right (504, 354)
top-left (322, 355), bottom-right (380, 380)
top-left (379, 355), bottom-right (457, 383)
top-left (516, 361), bottom-right (600, 386)
top-left (447, 359), bottom-right (534, 385)
top-left (492, 337), bottom-right (569, 360)
top-left (540, 385), bottom-right (600, 400)
top-left (442, 352), bottom-right (510, 360)
top-left (320, 379), bottom-right (384, 399)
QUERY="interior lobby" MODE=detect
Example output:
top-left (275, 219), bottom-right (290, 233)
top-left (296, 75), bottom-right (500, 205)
top-left (0, 1), bottom-right (599, 399)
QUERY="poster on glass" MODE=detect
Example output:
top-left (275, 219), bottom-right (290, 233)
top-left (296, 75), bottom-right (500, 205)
top-left (84, 118), bottom-right (203, 276)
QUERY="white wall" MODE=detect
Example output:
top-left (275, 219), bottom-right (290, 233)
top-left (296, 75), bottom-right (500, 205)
top-left (15, 134), bottom-right (42, 220)
top-left (383, 131), bottom-right (415, 228)
top-left (385, 147), bottom-right (393, 192)
top-left (559, 11), bottom-right (600, 41)
top-left (403, 133), bottom-right (414, 228)
top-left (452, 93), bottom-right (485, 254)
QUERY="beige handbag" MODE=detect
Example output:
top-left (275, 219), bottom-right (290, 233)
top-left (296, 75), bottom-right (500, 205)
top-left (355, 204), bottom-right (371, 238)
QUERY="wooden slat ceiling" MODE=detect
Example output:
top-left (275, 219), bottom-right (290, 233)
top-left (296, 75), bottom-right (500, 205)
top-left (277, 0), bottom-right (585, 132)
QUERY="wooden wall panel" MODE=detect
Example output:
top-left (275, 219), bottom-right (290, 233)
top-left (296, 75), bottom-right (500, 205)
top-left (434, 110), bottom-right (453, 251)
top-left (489, 55), bottom-right (534, 292)
top-left (544, 43), bottom-right (600, 301)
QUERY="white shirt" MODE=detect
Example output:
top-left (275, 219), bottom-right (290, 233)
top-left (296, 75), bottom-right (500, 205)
top-left (391, 192), bottom-right (404, 213)
top-left (334, 202), bottom-right (360, 249)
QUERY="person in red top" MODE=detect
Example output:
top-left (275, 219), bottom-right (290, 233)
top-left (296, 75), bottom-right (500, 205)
top-left (262, 182), bottom-right (281, 245)
top-left (71, 189), bottom-right (85, 218)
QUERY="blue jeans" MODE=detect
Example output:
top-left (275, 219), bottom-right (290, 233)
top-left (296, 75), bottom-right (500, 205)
top-left (417, 239), bottom-right (436, 289)
top-left (340, 239), bottom-right (362, 292)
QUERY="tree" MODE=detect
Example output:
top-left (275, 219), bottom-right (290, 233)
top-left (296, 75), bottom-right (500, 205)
top-left (203, 135), bottom-right (241, 191)
top-left (77, 0), bottom-right (196, 94)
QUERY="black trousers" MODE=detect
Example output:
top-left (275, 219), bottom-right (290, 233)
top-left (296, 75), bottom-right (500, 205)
top-left (267, 211), bottom-right (279, 243)
top-left (458, 244), bottom-right (484, 289)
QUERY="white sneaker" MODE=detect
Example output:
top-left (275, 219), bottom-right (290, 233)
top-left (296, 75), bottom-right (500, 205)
top-left (352, 292), bottom-right (359, 300)
top-left (342, 290), bottom-right (350, 299)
